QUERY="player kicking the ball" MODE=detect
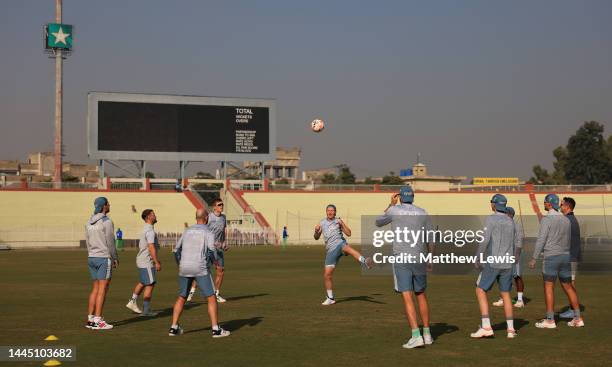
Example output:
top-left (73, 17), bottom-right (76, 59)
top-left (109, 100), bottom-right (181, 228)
top-left (471, 194), bottom-right (517, 339)
top-left (376, 186), bottom-right (434, 349)
top-left (169, 208), bottom-right (230, 338)
top-left (126, 209), bottom-right (161, 317)
top-left (314, 204), bottom-right (372, 305)
top-left (492, 207), bottom-right (526, 308)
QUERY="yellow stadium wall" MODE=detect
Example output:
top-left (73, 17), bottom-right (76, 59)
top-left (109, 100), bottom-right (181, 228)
top-left (242, 192), bottom-right (612, 244)
top-left (0, 191), bottom-right (198, 248)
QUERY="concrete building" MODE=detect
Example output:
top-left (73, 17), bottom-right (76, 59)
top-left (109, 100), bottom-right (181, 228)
top-left (400, 162), bottom-right (466, 191)
top-left (244, 147), bottom-right (301, 180)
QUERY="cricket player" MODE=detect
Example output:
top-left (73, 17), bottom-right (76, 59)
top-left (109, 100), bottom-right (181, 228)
top-left (314, 204), bottom-right (372, 306)
top-left (376, 186), bottom-right (434, 349)
top-left (559, 197), bottom-right (581, 319)
top-left (169, 208), bottom-right (230, 338)
top-left (529, 194), bottom-right (584, 328)
top-left (85, 197), bottom-right (118, 330)
top-left (187, 198), bottom-right (228, 303)
top-left (126, 209), bottom-right (161, 316)
top-left (471, 194), bottom-right (517, 339)
top-left (492, 206), bottom-right (526, 308)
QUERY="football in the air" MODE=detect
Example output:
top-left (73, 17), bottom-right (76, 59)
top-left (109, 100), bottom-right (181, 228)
top-left (311, 119), bottom-right (325, 132)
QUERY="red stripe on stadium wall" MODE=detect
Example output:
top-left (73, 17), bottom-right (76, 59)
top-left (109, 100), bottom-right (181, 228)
top-left (183, 190), bottom-right (205, 210)
top-left (525, 184), bottom-right (543, 220)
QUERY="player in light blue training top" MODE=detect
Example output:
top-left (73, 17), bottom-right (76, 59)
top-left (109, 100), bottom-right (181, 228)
top-left (187, 198), bottom-right (228, 303)
top-left (376, 185), bottom-right (434, 349)
top-left (314, 204), bottom-right (372, 305)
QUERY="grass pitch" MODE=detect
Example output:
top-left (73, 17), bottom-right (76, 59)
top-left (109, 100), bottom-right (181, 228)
top-left (1, 246), bottom-right (611, 367)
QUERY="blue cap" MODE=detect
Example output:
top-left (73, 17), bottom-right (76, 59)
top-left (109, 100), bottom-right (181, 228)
top-left (399, 186), bottom-right (414, 203)
top-left (490, 194), bottom-right (507, 212)
top-left (94, 197), bottom-right (108, 214)
top-left (544, 193), bottom-right (560, 210)
top-left (506, 206), bottom-right (515, 216)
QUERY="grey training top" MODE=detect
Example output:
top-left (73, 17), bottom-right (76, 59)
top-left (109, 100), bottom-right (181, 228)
top-left (319, 218), bottom-right (346, 251)
top-left (85, 213), bottom-right (118, 261)
top-left (174, 224), bottom-right (216, 277)
top-left (566, 213), bottom-right (582, 262)
top-left (376, 203), bottom-right (433, 256)
top-left (532, 210), bottom-right (571, 259)
top-left (476, 212), bottom-right (515, 269)
top-left (207, 212), bottom-right (227, 246)
top-left (136, 223), bottom-right (159, 268)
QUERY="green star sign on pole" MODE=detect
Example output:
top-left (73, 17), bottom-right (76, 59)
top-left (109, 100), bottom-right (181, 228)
top-left (46, 23), bottom-right (73, 50)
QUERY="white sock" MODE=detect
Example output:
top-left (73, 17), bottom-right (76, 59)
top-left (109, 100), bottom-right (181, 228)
top-left (517, 292), bottom-right (523, 301)
top-left (171, 324), bottom-right (178, 329)
top-left (507, 319), bottom-right (514, 330)
top-left (189, 287), bottom-right (196, 294)
top-left (131, 293), bottom-right (138, 301)
top-left (481, 317), bottom-right (491, 329)
top-left (359, 255), bottom-right (365, 263)
top-left (326, 289), bottom-right (334, 299)
top-left (215, 289), bottom-right (219, 296)
top-left (88, 314), bottom-right (94, 321)
top-left (93, 316), bottom-right (101, 323)
top-left (212, 324), bottom-right (220, 331)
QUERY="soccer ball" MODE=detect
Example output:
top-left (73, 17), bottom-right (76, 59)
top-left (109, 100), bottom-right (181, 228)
top-left (311, 119), bottom-right (325, 132)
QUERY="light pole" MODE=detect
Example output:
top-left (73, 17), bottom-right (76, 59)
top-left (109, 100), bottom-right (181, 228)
top-left (53, 0), bottom-right (63, 186)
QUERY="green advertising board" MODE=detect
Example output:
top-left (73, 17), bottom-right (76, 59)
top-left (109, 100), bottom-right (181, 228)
top-left (46, 23), bottom-right (73, 50)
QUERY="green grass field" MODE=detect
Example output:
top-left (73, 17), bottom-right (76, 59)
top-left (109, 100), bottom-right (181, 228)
top-left (1, 246), bottom-right (611, 367)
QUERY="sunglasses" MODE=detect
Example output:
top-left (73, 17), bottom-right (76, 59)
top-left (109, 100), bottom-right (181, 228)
top-left (216, 203), bottom-right (224, 207)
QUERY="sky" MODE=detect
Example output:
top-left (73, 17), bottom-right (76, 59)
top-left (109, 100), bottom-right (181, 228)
top-left (1, 0), bottom-right (611, 179)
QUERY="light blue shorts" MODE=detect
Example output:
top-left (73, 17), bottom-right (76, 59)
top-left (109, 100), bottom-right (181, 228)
top-left (325, 241), bottom-right (348, 267)
top-left (393, 263), bottom-right (427, 293)
top-left (543, 254), bottom-right (572, 283)
top-left (477, 266), bottom-right (513, 292)
top-left (138, 267), bottom-right (156, 286)
top-left (88, 257), bottom-right (112, 280)
top-left (178, 274), bottom-right (215, 298)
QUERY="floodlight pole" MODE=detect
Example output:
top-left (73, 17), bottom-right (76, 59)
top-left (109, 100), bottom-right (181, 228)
top-left (53, 0), bottom-right (63, 187)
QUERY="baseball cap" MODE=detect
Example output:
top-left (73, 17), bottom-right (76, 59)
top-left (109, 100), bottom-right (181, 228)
top-left (506, 206), bottom-right (515, 216)
top-left (490, 194), bottom-right (507, 212)
top-left (399, 186), bottom-right (414, 203)
top-left (544, 193), bottom-right (560, 210)
top-left (94, 197), bottom-right (108, 214)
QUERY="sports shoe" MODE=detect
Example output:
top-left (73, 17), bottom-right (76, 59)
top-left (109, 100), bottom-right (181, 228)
top-left (92, 319), bottom-right (113, 330)
top-left (423, 334), bottom-right (434, 345)
top-left (402, 336), bottom-right (425, 349)
top-left (559, 309), bottom-right (575, 319)
top-left (514, 300), bottom-right (525, 308)
top-left (186, 290), bottom-right (195, 302)
top-left (126, 299), bottom-right (142, 314)
top-left (321, 297), bottom-right (336, 306)
top-left (507, 329), bottom-right (518, 339)
top-left (492, 298), bottom-right (504, 307)
top-left (168, 325), bottom-right (184, 336)
top-left (85, 320), bottom-right (95, 329)
top-left (470, 327), bottom-right (494, 338)
top-left (216, 294), bottom-right (227, 303)
top-left (535, 319), bottom-right (556, 329)
top-left (212, 328), bottom-right (230, 338)
top-left (567, 318), bottom-right (585, 327)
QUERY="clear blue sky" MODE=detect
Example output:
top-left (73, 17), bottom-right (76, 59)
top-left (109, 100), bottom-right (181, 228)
top-left (1, 0), bottom-right (611, 178)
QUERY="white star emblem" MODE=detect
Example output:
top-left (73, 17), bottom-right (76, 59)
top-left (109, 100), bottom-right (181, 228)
top-left (52, 27), bottom-right (70, 45)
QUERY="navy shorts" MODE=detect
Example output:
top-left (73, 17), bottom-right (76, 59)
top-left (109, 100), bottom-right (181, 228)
top-left (178, 274), bottom-right (215, 298)
top-left (325, 241), bottom-right (348, 267)
top-left (393, 263), bottom-right (427, 293)
top-left (543, 254), bottom-right (572, 283)
top-left (88, 257), bottom-right (112, 280)
top-left (477, 266), bottom-right (513, 292)
top-left (138, 267), bottom-right (156, 286)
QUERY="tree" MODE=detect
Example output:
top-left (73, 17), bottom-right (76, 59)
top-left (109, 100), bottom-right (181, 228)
top-left (564, 121), bottom-right (611, 184)
top-left (321, 173), bottom-right (337, 184)
top-left (381, 171), bottom-right (404, 185)
top-left (337, 166), bottom-right (356, 184)
top-left (195, 171), bottom-right (214, 179)
top-left (145, 171), bottom-right (156, 179)
top-left (530, 121), bottom-right (611, 184)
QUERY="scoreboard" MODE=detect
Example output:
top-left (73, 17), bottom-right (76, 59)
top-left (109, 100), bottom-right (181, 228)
top-left (87, 92), bottom-right (276, 162)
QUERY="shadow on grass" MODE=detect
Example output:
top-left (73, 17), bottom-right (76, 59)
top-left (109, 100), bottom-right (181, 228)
top-left (112, 302), bottom-right (204, 327)
top-left (224, 293), bottom-right (269, 302)
top-left (492, 318), bottom-right (529, 331)
top-left (559, 304), bottom-right (586, 313)
top-left (185, 316), bottom-right (264, 334)
top-left (429, 322), bottom-right (459, 339)
top-left (335, 295), bottom-right (386, 304)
